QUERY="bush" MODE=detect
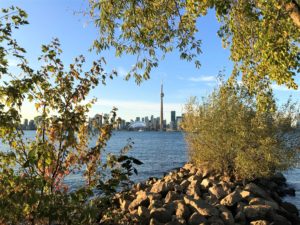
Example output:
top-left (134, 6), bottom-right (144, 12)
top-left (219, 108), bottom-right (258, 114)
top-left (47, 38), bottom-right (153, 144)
top-left (182, 81), bottom-right (299, 180)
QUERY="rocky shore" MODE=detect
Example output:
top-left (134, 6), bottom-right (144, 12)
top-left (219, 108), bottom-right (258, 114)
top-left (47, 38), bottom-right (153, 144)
top-left (100, 163), bottom-right (300, 225)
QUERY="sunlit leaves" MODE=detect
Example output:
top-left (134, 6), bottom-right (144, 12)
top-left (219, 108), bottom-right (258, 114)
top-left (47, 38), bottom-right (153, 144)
top-left (182, 79), bottom-right (299, 180)
top-left (89, 0), bottom-right (300, 98)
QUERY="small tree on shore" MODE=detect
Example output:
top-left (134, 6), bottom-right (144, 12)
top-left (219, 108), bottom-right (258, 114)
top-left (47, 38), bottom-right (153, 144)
top-left (0, 7), bottom-right (141, 225)
top-left (182, 80), bottom-right (299, 180)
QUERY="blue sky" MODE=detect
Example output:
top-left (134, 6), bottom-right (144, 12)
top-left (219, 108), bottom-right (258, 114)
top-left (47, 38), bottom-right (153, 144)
top-left (3, 0), bottom-right (299, 122)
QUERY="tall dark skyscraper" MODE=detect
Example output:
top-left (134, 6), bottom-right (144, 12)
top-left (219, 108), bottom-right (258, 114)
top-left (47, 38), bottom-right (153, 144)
top-left (160, 82), bottom-right (164, 131)
top-left (171, 111), bottom-right (176, 123)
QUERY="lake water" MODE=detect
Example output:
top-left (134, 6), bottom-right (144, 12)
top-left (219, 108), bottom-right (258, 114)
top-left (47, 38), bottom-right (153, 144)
top-left (3, 131), bottom-right (300, 211)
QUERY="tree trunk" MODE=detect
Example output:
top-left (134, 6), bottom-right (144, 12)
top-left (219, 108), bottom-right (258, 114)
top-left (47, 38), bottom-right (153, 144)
top-left (285, 0), bottom-right (300, 29)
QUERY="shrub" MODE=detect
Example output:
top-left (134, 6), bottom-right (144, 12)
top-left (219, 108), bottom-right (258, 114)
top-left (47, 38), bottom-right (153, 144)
top-left (182, 81), bottom-right (299, 180)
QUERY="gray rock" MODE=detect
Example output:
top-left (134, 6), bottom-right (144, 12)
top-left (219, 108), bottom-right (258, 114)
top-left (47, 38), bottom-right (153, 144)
top-left (175, 201), bottom-right (191, 220)
top-left (235, 211), bottom-right (246, 224)
top-left (201, 178), bottom-right (213, 189)
top-left (249, 197), bottom-right (279, 210)
top-left (280, 201), bottom-right (299, 216)
top-left (138, 205), bottom-right (150, 217)
top-left (271, 214), bottom-right (292, 225)
top-left (128, 190), bottom-right (150, 212)
top-left (150, 207), bottom-right (172, 223)
top-left (209, 184), bottom-right (228, 199)
top-left (250, 220), bottom-right (269, 225)
top-left (174, 184), bottom-right (184, 193)
top-left (244, 183), bottom-right (270, 200)
top-left (180, 180), bottom-right (191, 191)
top-left (148, 193), bottom-right (162, 201)
top-left (186, 180), bottom-right (201, 198)
top-left (184, 195), bottom-right (219, 216)
top-left (165, 217), bottom-right (186, 225)
top-left (220, 211), bottom-right (234, 225)
top-left (243, 205), bottom-right (273, 220)
top-left (188, 212), bottom-right (207, 225)
top-left (165, 191), bottom-right (182, 203)
top-left (148, 199), bottom-right (163, 211)
top-left (220, 190), bottom-right (242, 206)
top-left (208, 215), bottom-right (225, 225)
top-left (240, 190), bottom-right (251, 199)
top-left (151, 180), bottom-right (174, 194)
top-left (150, 218), bottom-right (164, 225)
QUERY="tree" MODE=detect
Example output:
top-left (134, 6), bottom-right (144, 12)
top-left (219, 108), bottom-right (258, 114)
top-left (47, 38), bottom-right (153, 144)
top-left (88, 0), bottom-right (300, 94)
top-left (181, 80), bottom-right (299, 180)
top-left (0, 7), bottom-right (142, 225)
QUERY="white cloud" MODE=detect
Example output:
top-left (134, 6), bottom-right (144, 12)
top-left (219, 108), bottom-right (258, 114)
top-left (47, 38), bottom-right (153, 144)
top-left (188, 75), bottom-right (216, 82)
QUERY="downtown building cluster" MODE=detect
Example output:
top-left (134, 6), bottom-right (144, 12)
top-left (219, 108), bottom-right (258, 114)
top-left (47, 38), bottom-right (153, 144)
top-left (89, 111), bottom-right (183, 131)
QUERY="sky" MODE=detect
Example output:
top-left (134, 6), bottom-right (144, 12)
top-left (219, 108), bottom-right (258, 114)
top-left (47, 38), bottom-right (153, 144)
top-left (2, 0), bottom-right (300, 123)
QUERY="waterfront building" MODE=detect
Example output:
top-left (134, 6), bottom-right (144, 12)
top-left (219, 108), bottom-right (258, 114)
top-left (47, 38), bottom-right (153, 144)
top-left (176, 116), bottom-right (183, 130)
top-left (170, 111), bottom-right (176, 130)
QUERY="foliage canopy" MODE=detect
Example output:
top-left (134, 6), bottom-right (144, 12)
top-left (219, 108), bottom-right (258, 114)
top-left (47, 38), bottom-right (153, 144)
top-left (89, 0), bottom-right (300, 93)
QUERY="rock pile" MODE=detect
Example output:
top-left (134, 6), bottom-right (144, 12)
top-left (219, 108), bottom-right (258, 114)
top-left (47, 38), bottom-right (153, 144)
top-left (100, 163), bottom-right (300, 225)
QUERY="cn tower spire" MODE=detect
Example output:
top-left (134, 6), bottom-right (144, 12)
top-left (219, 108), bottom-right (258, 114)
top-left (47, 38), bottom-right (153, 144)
top-left (160, 81), bottom-right (164, 131)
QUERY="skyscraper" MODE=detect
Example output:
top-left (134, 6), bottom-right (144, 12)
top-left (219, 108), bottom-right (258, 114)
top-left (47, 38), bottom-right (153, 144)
top-left (160, 82), bottom-right (164, 131)
top-left (171, 111), bottom-right (176, 123)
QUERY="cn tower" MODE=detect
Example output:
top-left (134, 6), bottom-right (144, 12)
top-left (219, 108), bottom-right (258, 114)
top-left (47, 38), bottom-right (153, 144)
top-left (160, 81), bottom-right (164, 131)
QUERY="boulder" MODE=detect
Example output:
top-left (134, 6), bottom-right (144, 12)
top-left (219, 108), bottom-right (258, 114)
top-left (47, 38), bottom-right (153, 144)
top-left (184, 195), bottom-right (219, 217)
top-left (209, 184), bottom-right (228, 199)
top-left (150, 218), bottom-right (164, 225)
top-left (243, 205), bottom-right (273, 220)
top-left (128, 191), bottom-right (150, 212)
top-left (271, 172), bottom-right (286, 185)
top-left (148, 199), bottom-right (163, 211)
top-left (175, 201), bottom-right (191, 220)
top-left (235, 211), bottom-right (246, 224)
top-left (180, 180), bottom-right (191, 191)
top-left (250, 220), bottom-right (269, 225)
top-left (148, 193), bottom-right (162, 201)
top-left (188, 212), bottom-right (207, 225)
top-left (271, 214), bottom-right (292, 225)
top-left (217, 205), bottom-right (234, 224)
top-left (280, 202), bottom-right (299, 216)
top-left (201, 178), bottom-right (213, 189)
top-left (220, 211), bottom-right (235, 225)
top-left (186, 180), bottom-right (201, 198)
top-left (151, 180), bottom-right (174, 195)
top-left (138, 206), bottom-right (150, 223)
top-left (208, 215), bottom-right (225, 225)
top-left (165, 191), bottom-right (182, 204)
top-left (249, 197), bottom-right (279, 210)
top-left (244, 183), bottom-right (270, 200)
top-left (220, 190), bottom-right (242, 206)
top-left (165, 218), bottom-right (186, 225)
top-left (150, 207), bottom-right (172, 223)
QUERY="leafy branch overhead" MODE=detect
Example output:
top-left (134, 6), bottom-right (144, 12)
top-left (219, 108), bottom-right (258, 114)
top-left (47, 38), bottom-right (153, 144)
top-left (89, 0), bottom-right (300, 91)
